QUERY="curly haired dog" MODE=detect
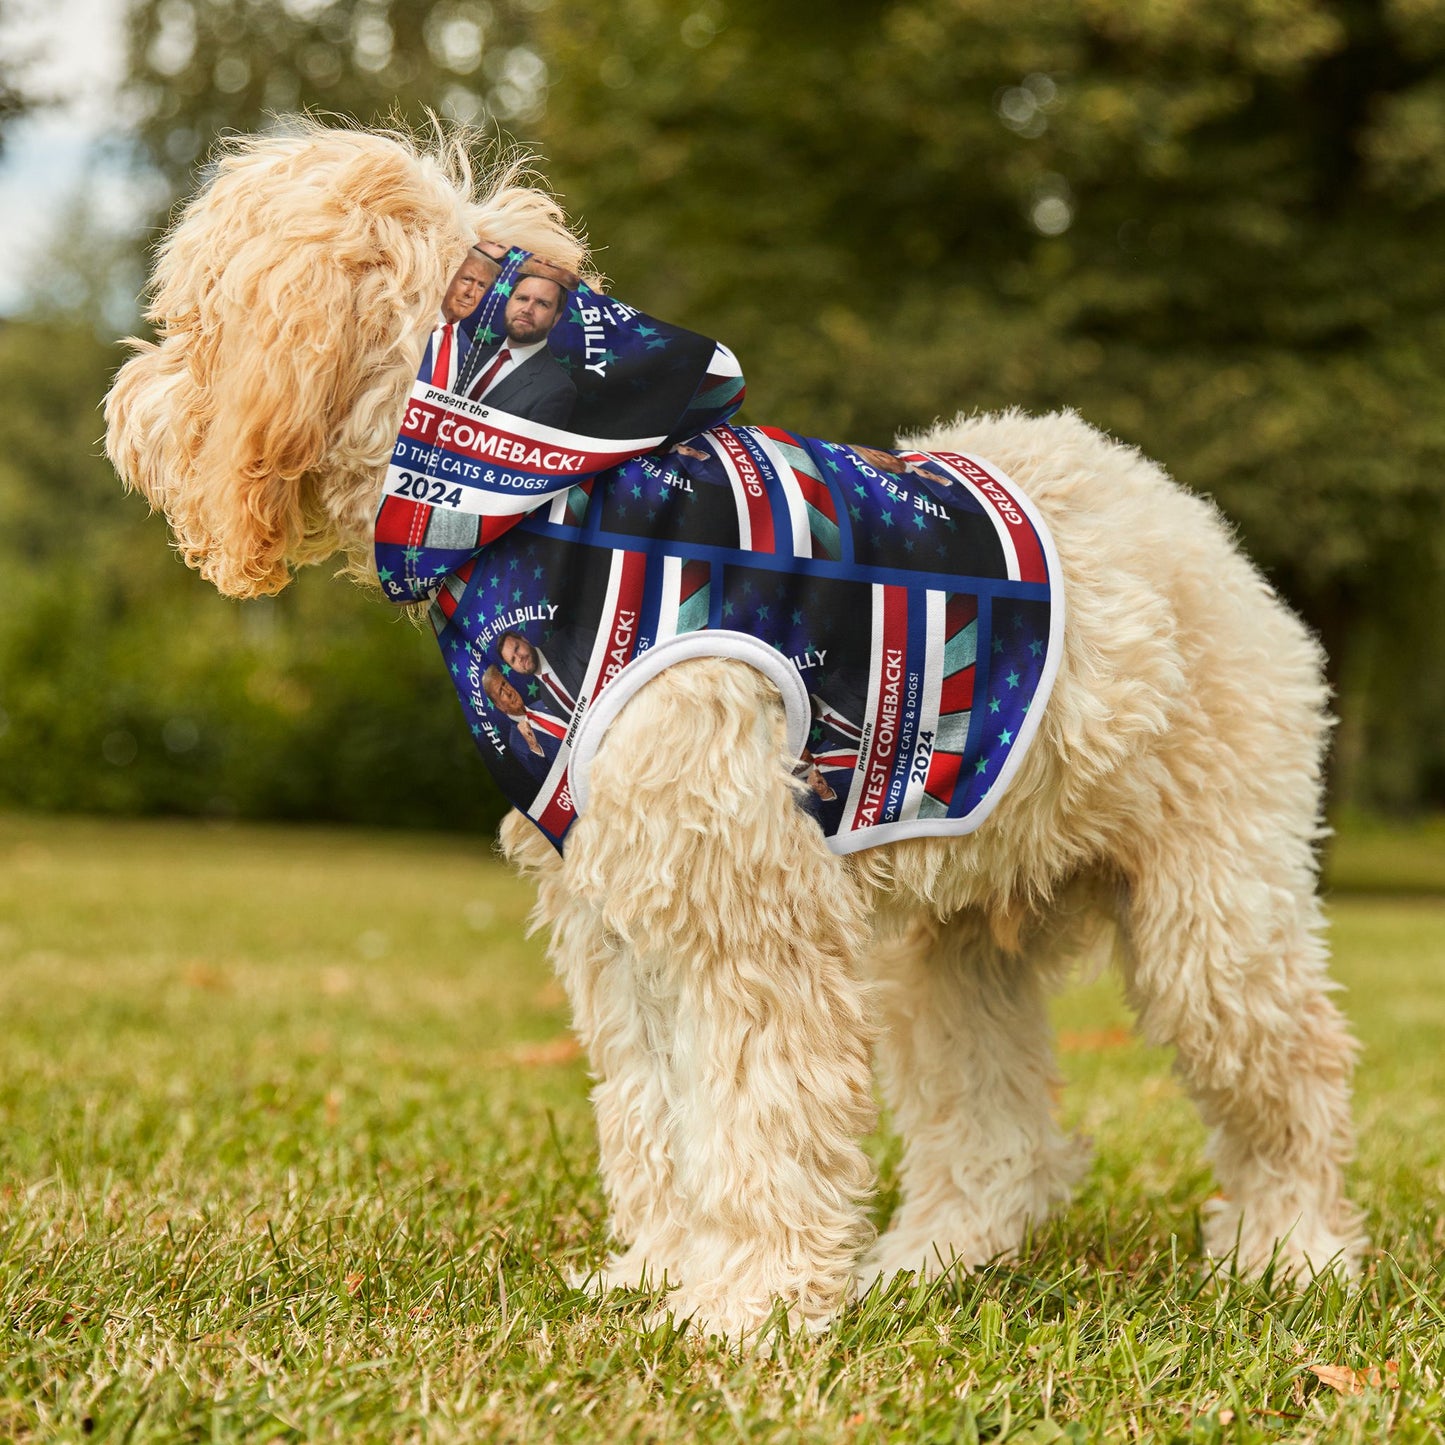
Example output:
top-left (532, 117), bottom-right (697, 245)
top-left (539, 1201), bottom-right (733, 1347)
top-left (105, 124), bottom-right (1364, 1341)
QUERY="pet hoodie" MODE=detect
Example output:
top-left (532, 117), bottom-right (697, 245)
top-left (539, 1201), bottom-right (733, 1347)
top-left (375, 245), bottom-right (1062, 854)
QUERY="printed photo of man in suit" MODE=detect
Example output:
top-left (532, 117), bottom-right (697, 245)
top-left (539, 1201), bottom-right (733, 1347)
top-left (496, 626), bottom-right (592, 719)
top-left (418, 248), bottom-right (499, 391)
top-left (481, 664), bottom-right (568, 783)
top-left (667, 439), bottom-right (731, 488)
top-left (799, 686), bottom-right (866, 805)
top-left (464, 275), bottom-right (578, 428)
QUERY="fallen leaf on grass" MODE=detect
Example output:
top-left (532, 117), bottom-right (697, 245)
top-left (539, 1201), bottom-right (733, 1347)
top-left (500, 1037), bottom-right (584, 1067)
top-left (1309, 1362), bottom-right (1399, 1395)
top-left (320, 967), bottom-right (353, 997)
top-left (534, 980), bottom-right (567, 1009)
top-left (181, 962), bottom-right (229, 992)
top-left (1057, 1027), bottom-right (1133, 1052)
top-left (344, 1273), bottom-right (365, 1296)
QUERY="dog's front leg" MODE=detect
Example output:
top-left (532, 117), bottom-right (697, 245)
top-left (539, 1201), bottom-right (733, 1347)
top-left (562, 659), bottom-right (878, 1343)
top-left (861, 908), bottom-right (1090, 1286)
top-left (502, 809), bottom-right (686, 1290)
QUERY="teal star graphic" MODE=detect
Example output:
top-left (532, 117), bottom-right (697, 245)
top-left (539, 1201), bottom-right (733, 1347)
top-left (881, 512), bottom-right (894, 528)
top-left (998, 728), bottom-right (1014, 745)
top-left (477, 324), bottom-right (499, 346)
top-left (849, 504), bottom-right (862, 521)
top-left (533, 566), bottom-right (543, 579)
top-left (826, 457), bottom-right (840, 472)
top-left (403, 545), bottom-right (421, 563)
top-left (1029, 639), bottom-right (1043, 657)
top-left (1007, 670), bottom-right (1020, 688)
top-left (988, 697), bottom-right (1000, 714)
top-left (974, 758), bottom-right (989, 775)
top-left (659, 486), bottom-right (670, 500)
top-left (636, 324), bottom-right (658, 338)
top-left (722, 599), bottom-right (735, 618)
top-left (646, 338), bottom-right (668, 350)
top-left (757, 605), bottom-right (770, 621)
top-left (494, 278), bottom-right (513, 297)
top-left (512, 588), bottom-right (522, 602)
top-left (489, 575), bottom-right (500, 589)
top-left (470, 723), bottom-right (481, 737)
top-left (500, 663), bottom-right (511, 676)
top-left (811, 723), bottom-right (824, 743)
top-left (433, 563), bottom-right (449, 576)
top-left (527, 681), bottom-right (539, 698)
top-left (508, 558), bottom-right (518, 570)
top-left (912, 513), bottom-right (927, 530)
top-left (568, 305), bottom-right (582, 324)
top-left (378, 567), bottom-right (393, 582)
top-left (631, 484), bottom-right (642, 499)
top-left (992, 637), bottom-right (1004, 655)
top-left (853, 483), bottom-right (867, 499)
top-left (557, 355), bottom-right (575, 372)
top-left (792, 609), bottom-right (804, 625)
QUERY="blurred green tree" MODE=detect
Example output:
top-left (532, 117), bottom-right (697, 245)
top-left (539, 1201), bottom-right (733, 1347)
top-left (0, 315), bottom-right (506, 831)
top-left (123, 0), bottom-right (552, 197)
top-left (535, 0), bottom-right (1445, 809)
top-left (0, 0), bottom-right (39, 152)
top-left (5, 0), bottom-right (1440, 825)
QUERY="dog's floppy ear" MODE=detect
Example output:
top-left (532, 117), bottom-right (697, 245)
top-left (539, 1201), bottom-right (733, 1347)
top-left (106, 125), bottom-right (483, 597)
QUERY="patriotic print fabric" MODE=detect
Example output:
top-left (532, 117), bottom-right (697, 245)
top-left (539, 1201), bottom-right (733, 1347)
top-left (378, 245), bottom-right (1063, 854)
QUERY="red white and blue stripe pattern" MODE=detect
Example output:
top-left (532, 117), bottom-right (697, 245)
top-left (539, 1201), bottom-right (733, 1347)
top-left (378, 249), bottom-right (1061, 855)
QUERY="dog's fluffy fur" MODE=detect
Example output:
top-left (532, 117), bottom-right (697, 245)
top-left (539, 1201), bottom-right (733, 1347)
top-left (106, 124), bottom-right (1365, 1341)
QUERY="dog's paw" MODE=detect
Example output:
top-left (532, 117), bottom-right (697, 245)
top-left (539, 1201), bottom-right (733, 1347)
top-left (645, 1288), bottom-right (836, 1351)
top-left (1202, 1196), bottom-right (1367, 1282)
top-left (570, 1246), bottom-right (674, 1296)
top-left (859, 1221), bottom-right (1013, 1293)
top-left (860, 1132), bottom-right (1092, 1294)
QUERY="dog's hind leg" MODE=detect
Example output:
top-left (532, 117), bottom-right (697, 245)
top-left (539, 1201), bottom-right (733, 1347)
top-left (1119, 832), bottom-right (1365, 1279)
top-left (561, 658), bottom-right (878, 1342)
top-left (861, 905), bottom-right (1090, 1288)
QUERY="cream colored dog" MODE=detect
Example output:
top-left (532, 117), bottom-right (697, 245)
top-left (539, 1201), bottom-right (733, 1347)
top-left (106, 124), bottom-right (1364, 1341)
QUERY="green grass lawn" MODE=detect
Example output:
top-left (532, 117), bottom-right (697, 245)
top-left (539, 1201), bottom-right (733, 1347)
top-left (2, 812), bottom-right (1443, 1443)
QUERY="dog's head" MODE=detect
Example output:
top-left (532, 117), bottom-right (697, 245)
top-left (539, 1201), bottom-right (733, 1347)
top-left (105, 122), bottom-right (589, 598)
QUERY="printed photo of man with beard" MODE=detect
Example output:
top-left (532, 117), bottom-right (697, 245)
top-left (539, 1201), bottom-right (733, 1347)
top-left (463, 275), bottom-right (578, 428)
top-left (496, 626), bottom-right (593, 720)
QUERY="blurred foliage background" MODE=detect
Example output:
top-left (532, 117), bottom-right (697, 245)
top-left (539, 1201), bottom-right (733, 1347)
top-left (1, 0), bottom-right (1442, 833)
